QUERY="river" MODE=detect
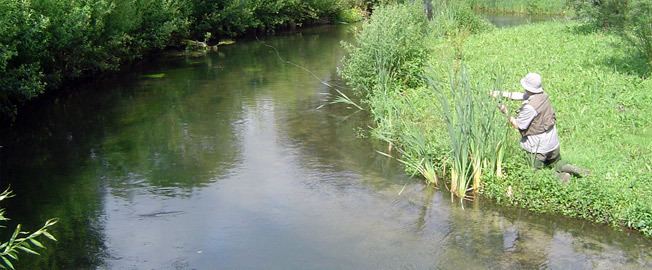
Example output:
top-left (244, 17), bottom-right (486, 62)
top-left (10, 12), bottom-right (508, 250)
top-left (1, 21), bottom-right (651, 269)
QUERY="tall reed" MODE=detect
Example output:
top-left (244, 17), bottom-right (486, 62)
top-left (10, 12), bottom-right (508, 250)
top-left (429, 67), bottom-right (508, 203)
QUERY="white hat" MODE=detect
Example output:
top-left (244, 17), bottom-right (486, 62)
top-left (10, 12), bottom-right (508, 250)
top-left (520, 73), bottom-right (543, 93)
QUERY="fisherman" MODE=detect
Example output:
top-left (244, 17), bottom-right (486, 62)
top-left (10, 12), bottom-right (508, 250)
top-left (491, 72), bottom-right (589, 182)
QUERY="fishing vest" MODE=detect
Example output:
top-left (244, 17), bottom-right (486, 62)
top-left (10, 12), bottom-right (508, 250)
top-left (520, 92), bottom-right (556, 137)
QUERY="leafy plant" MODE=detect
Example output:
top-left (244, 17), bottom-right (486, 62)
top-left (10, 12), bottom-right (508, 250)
top-left (340, 2), bottom-right (429, 97)
top-left (624, 0), bottom-right (652, 69)
top-left (0, 189), bottom-right (57, 269)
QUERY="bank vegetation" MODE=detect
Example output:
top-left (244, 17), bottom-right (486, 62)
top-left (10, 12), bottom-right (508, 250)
top-left (0, 0), bottom-right (371, 118)
top-left (341, 1), bottom-right (652, 236)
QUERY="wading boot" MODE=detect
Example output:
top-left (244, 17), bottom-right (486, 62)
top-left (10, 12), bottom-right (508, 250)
top-left (559, 164), bottom-right (591, 178)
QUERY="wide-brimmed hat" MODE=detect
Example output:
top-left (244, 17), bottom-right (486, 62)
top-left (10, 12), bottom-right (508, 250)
top-left (520, 73), bottom-right (543, 93)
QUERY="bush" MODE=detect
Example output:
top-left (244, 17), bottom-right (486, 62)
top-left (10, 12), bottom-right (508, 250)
top-left (340, 2), bottom-right (429, 96)
top-left (0, 0), bottom-right (190, 117)
top-left (571, 0), bottom-right (652, 71)
top-left (570, 0), bottom-right (629, 29)
top-left (625, 0), bottom-right (652, 69)
top-left (1, 0), bottom-right (364, 118)
top-left (0, 1), bottom-right (48, 116)
top-left (431, 0), bottom-right (494, 38)
top-left (188, 0), bottom-right (355, 39)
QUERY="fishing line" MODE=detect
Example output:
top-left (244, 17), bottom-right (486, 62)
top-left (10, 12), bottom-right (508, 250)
top-left (255, 36), bottom-right (363, 110)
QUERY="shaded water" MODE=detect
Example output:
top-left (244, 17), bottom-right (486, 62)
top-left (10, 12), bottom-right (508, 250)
top-left (1, 24), bottom-right (651, 269)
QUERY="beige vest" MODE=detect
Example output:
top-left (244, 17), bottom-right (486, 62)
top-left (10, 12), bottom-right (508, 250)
top-left (521, 93), bottom-right (556, 137)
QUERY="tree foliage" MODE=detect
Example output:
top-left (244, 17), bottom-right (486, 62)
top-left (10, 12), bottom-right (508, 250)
top-left (571, 0), bottom-right (652, 72)
top-left (0, 0), bottom-right (365, 118)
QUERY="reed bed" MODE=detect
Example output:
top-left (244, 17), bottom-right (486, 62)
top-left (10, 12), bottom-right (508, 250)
top-left (428, 68), bottom-right (509, 203)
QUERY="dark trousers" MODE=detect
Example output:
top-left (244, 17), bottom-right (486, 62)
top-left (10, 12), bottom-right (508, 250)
top-left (531, 146), bottom-right (588, 177)
top-left (533, 146), bottom-right (561, 169)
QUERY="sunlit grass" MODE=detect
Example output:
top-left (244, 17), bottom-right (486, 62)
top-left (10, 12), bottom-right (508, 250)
top-left (465, 0), bottom-right (571, 15)
top-left (341, 2), bottom-right (652, 235)
top-left (429, 21), bottom-right (652, 234)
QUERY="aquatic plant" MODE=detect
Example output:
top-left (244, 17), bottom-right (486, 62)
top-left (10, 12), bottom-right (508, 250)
top-left (428, 67), bottom-right (508, 203)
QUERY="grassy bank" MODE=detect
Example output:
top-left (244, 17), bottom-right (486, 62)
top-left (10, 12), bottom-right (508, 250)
top-left (342, 3), bottom-right (652, 236)
top-left (465, 0), bottom-right (571, 15)
top-left (435, 22), bottom-right (652, 236)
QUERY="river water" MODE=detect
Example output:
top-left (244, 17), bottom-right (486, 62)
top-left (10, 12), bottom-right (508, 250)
top-left (1, 23), bottom-right (651, 269)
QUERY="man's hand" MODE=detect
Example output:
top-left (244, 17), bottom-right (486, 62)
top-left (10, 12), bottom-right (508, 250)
top-left (491, 91), bottom-right (501, 98)
top-left (499, 104), bottom-right (508, 114)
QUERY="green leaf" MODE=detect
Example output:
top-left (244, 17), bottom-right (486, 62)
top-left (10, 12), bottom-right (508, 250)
top-left (1, 256), bottom-right (14, 270)
top-left (16, 246), bottom-right (39, 256)
top-left (42, 231), bottom-right (57, 241)
top-left (28, 239), bottom-right (44, 249)
top-left (142, 73), bottom-right (166, 79)
top-left (5, 253), bottom-right (16, 260)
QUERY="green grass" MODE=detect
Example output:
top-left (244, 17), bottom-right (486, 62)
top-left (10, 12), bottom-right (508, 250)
top-left (427, 21), bottom-right (651, 235)
top-left (465, 0), bottom-right (571, 15)
top-left (342, 3), bottom-right (652, 236)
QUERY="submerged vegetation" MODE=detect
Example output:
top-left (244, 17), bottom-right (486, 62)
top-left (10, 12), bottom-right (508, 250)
top-left (341, 1), bottom-right (652, 236)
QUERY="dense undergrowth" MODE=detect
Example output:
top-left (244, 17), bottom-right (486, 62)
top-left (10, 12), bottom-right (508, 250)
top-left (0, 0), bottom-right (367, 117)
top-left (341, 2), bottom-right (652, 236)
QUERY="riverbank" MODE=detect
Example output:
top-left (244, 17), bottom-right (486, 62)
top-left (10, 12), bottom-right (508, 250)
top-left (341, 3), bottom-right (652, 236)
top-left (0, 0), bottom-right (365, 119)
top-left (432, 21), bottom-right (652, 236)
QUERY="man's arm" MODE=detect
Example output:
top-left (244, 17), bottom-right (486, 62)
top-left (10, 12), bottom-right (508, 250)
top-left (499, 104), bottom-right (533, 130)
top-left (492, 91), bottom-right (524, 100)
top-left (499, 105), bottom-right (519, 129)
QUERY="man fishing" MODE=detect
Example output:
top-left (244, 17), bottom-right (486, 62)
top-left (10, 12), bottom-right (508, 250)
top-left (491, 72), bottom-right (589, 182)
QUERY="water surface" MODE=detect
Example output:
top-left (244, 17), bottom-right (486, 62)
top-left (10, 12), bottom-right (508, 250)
top-left (1, 24), bottom-right (651, 269)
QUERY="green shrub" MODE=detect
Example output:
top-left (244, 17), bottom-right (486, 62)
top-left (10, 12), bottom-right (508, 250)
top-left (431, 0), bottom-right (494, 38)
top-left (188, 0), bottom-right (355, 39)
top-left (0, 0), bottom-right (48, 115)
top-left (624, 0), bottom-right (652, 69)
top-left (337, 7), bottom-right (365, 23)
top-left (340, 2), bottom-right (429, 96)
top-left (0, 0), bottom-right (190, 117)
top-left (570, 0), bottom-right (629, 29)
top-left (1, 0), bottom-right (363, 117)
